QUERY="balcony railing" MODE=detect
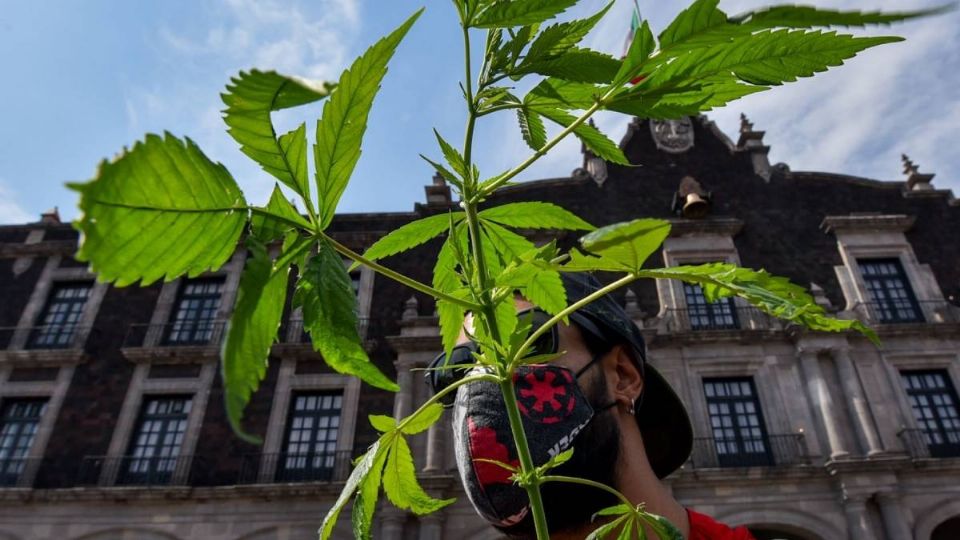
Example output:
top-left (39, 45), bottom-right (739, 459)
top-left (663, 307), bottom-right (781, 333)
top-left (282, 318), bottom-right (370, 344)
top-left (0, 325), bottom-right (90, 351)
top-left (77, 454), bottom-right (205, 486)
top-left (237, 451), bottom-right (353, 484)
top-left (0, 457), bottom-right (45, 488)
top-left (853, 300), bottom-right (957, 325)
top-left (689, 434), bottom-right (807, 469)
top-left (899, 428), bottom-right (960, 459)
top-left (123, 321), bottom-right (226, 348)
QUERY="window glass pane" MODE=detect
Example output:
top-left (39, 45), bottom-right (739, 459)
top-left (900, 370), bottom-right (960, 457)
top-left (166, 278), bottom-right (224, 344)
top-left (702, 378), bottom-right (770, 467)
top-left (279, 391), bottom-right (344, 481)
top-left (123, 396), bottom-right (192, 485)
top-left (29, 283), bottom-right (92, 349)
top-left (858, 259), bottom-right (921, 323)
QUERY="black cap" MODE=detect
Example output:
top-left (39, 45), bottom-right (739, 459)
top-left (561, 273), bottom-right (692, 478)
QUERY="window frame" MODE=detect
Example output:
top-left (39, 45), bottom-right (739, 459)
top-left (276, 391), bottom-right (345, 482)
top-left (857, 258), bottom-right (923, 323)
top-left (164, 277), bottom-right (225, 345)
top-left (0, 398), bottom-right (48, 486)
top-left (120, 395), bottom-right (193, 485)
top-left (899, 369), bottom-right (960, 457)
top-left (28, 282), bottom-right (93, 349)
top-left (702, 377), bottom-right (773, 467)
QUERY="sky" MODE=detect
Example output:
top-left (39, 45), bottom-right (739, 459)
top-left (0, 0), bottom-right (957, 225)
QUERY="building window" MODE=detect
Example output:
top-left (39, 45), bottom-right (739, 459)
top-left (165, 278), bottom-right (223, 345)
top-left (28, 282), bottom-right (91, 349)
top-left (901, 370), bottom-right (960, 457)
top-left (704, 378), bottom-right (771, 467)
top-left (121, 396), bottom-right (192, 485)
top-left (684, 283), bottom-right (739, 330)
top-left (0, 399), bottom-right (47, 486)
top-left (859, 258), bottom-right (922, 323)
top-left (278, 392), bottom-right (343, 482)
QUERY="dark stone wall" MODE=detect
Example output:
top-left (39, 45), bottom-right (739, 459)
top-left (2, 116), bottom-right (958, 488)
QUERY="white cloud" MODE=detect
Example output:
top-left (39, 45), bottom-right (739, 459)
top-left (0, 178), bottom-right (35, 225)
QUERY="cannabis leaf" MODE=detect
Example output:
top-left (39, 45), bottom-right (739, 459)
top-left (70, 133), bottom-right (247, 286)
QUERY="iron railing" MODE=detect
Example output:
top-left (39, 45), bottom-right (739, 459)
top-left (663, 307), bottom-right (780, 333)
top-left (853, 300), bottom-right (957, 325)
top-left (0, 325), bottom-right (89, 350)
top-left (77, 454), bottom-right (205, 486)
top-left (690, 434), bottom-right (807, 469)
top-left (282, 318), bottom-right (370, 344)
top-left (237, 451), bottom-right (353, 484)
top-left (899, 428), bottom-right (960, 459)
top-left (0, 457), bottom-right (45, 487)
top-left (123, 321), bottom-right (227, 348)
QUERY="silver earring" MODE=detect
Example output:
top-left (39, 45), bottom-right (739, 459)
top-left (629, 398), bottom-right (636, 415)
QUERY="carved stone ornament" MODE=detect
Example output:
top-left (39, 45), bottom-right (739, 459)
top-left (650, 117), bottom-right (694, 154)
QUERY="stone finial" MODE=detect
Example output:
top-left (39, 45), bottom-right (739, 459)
top-left (402, 296), bottom-right (419, 320)
top-left (901, 153), bottom-right (935, 191)
top-left (40, 207), bottom-right (61, 224)
top-left (810, 283), bottom-right (834, 311)
top-left (739, 113), bottom-right (754, 133)
top-left (624, 288), bottom-right (646, 319)
top-left (424, 172), bottom-right (452, 206)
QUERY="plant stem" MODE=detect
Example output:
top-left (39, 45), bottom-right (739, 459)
top-left (512, 273), bottom-right (638, 367)
top-left (323, 233), bottom-right (479, 310)
top-left (478, 85), bottom-right (619, 198)
top-left (500, 374), bottom-right (551, 540)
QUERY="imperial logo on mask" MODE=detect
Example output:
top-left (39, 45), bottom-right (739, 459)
top-left (452, 364), bottom-right (605, 526)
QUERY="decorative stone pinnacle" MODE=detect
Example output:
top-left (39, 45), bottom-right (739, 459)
top-left (901, 154), bottom-right (918, 175)
top-left (900, 153), bottom-right (935, 191)
top-left (402, 296), bottom-right (419, 320)
top-left (739, 113), bottom-right (753, 133)
top-left (41, 207), bottom-right (61, 224)
top-left (432, 172), bottom-right (446, 186)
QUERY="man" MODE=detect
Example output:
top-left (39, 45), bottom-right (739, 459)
top-left (428, 273), bottom-right (755, 539)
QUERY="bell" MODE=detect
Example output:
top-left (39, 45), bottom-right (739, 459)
top-left (682, 192), bottom-right (710, 219)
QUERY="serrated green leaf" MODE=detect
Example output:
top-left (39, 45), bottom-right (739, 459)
top-left (382, 436), bottom-right (455, 514)
top-left (525, 78), bottom-right (602, 110)
top-left (360, 212), bottom-right (465, 267)
top-left (221, 240), bottom-right (291, 444)
top-left (615, 19), bottom-right (655, 85)
top-left (526, 268), bottom-right (565, 316)
top-left (433, 129), bottom-right (469, 181)
top-left (640, 512), bottom-right (684, 540)
top-left (401, 403), bottom-right (445, 434)
top-left (562, 247), bottom-right (626, 272)
top-left (581, 219), bottom-right (671, 273)
top-left (295, 241), bottom-right (399, 391)
top-left (586, 514), bottom-right (630, 540)
top-left (616, 516), bottom-right (634, 540)
top-left (250, 184), bottom-right (311, 243)
top-left (523, 2), bottom-right (613, 65)
top-left (473, 0), bottom-right (577, 28)
top-left (222, 70), bottom-right (333, 199)
top-left (658, 0), bottom-right (728, 49)
top-left (434, 224), bottom-right (470, 358)
top-left (351, 441), bottom-right (390, 540)
top-left (315, 10), bottom-right (422, 228)
top-left (322, 440), bottom-right (383, 539)
top-left (517, 107), bottom-right (547, 151)
top-left (70, 132), bottom-right (247, 287)
top-left (480, 220), bottom-right (536, 266)
top-left (534, 107), bottom-right (629, 165)
top-left (517, 48), bottom-right (621, 84)
top-left (608, 76), bottom-right (767, 119)
top-left (420, 154), bottom-right (464, 190)
top-left (640, 263), bottom-right (879, 344)
top-left (480, 202), bottom-right (594, 231)
top-left (370, 414), bottom-right (397, 433)
top-left (595, 504), bottom-right (632, 517)
top-left (732, 4), bottom-right (952, 28)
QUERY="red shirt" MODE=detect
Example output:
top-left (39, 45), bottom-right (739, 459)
top-left (687, 509), bottom-right (756, 540)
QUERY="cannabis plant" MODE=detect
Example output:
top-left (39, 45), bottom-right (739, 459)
top-left (70, 0), bottom-right (940, 538)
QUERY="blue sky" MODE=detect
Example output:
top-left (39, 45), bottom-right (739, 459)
top-left (0, 0), bottom-right (957, 224)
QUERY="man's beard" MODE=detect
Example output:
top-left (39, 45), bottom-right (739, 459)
top-left (500, 369), bottom-right (622, 538)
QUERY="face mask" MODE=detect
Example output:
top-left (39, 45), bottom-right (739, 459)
top-left (452, 361), bottom-right (615, 527)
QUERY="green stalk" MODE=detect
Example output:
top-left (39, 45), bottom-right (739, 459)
top-left (458, 23), bottom-right (551, 540)
top-left (323, 233), bottom-right (479, 310)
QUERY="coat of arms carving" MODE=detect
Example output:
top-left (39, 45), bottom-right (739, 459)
top-left (650, 117), bottom-right (694, 153)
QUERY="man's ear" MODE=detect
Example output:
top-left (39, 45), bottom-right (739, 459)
top-left (609, 345), bottom-right (644, 409)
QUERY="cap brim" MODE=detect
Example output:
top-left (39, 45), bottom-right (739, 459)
top-left (635, 363), bottom-right (692, 479)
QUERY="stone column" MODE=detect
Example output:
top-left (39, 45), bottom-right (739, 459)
top-left (419, 514), bottom-right (445, 540)
top-left (381, 512), bottom-right (406, 538)
top-left (876, 491), bottom-right (912, 540)
top-left (832, 348), bottom-right (884, 456)
top-left (799, 349), bottom-right (849, 459)
top-left (394, 365), bottom-right (416, 420)
top-left (424, 411), bottom-right (447, 473)
top-left (843, 496), bottom-right (872, 540)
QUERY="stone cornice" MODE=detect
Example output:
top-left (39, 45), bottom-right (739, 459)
top-left (668, 217), bottom-right (744, 237)
top-left (0, 348), bottom-right (86, 367)
top-left (120, 346), bottom-right (219, 364)
top-left (0, 240), bottom-right (77, 259)
top-left (820, 214), bottom-right (915, 234)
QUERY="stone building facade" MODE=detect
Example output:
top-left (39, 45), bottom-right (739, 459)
top-left (0, 115), bottom-right (958, 540)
